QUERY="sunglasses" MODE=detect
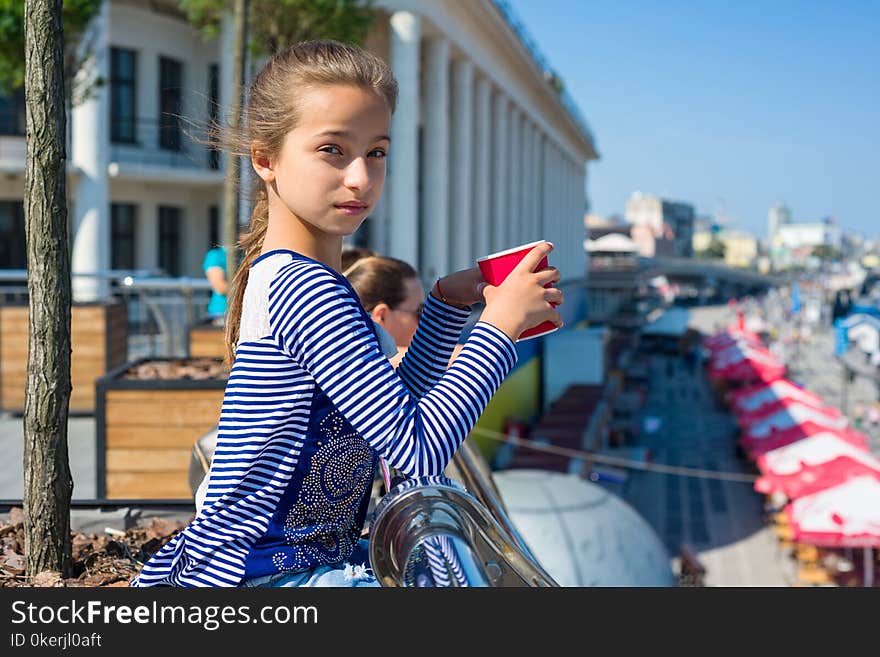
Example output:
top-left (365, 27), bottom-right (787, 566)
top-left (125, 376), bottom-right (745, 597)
top-left (394, 303), bottom-right (424, 319)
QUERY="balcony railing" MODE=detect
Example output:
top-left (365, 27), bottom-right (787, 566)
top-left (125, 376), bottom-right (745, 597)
top-left (0, 269), bottom-right (213, 359)
top-left (369, 475), bottom-right (558, 587)
top-left (109, 117), bottom-right (219, 170)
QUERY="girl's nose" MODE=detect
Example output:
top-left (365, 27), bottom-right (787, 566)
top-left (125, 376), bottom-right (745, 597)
top-left (343, 157), bottom-right (370, 192)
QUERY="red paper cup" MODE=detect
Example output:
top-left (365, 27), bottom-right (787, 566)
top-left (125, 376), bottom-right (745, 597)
top-left (477, 240), bottom-right (559, 341)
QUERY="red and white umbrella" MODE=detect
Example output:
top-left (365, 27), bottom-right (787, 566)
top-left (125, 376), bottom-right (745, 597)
top-left (711, 343), bottom-right (777, 369)
top-left (710, 358), bottom-right (785, 384)
top-left (755, 433), bottom-right (880, 499)
top-left (743, 402), bottom-right (849, 439)
top-left (785, 475), bottom-right (880, 585)
top-left (704, 328), bottom-right (760, 351)
top-left (745, 425), bottom-right (868, 460)
top-left (737, 397), bottom-right (840, 429)
top-left (732, 379), bottom-right (823, 415)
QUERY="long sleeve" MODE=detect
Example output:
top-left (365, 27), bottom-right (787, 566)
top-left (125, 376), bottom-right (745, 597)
top-left (395, 293), bottom-right (472, 397)
top-left (269, 262), bottom-right (517, 477)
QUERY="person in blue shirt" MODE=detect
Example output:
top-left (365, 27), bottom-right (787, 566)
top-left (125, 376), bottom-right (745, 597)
top-left (202, 246), bottom-right (228, 324)
top-left (132, 40), bottom-right (562, 588)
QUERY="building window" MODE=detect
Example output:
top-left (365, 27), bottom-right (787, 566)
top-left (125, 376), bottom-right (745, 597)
top-left (111, 204), bottom-right (137, 270)
top-left (0, 88), bottom-right (26, 136)
top-left (209, 205), bottom-right (220, 248)
top-left (158, 206), bottom-right (181, 276)
top-left (208, 63), bottom-right (220, 169)
top-left (0, 201), bottom-right (25, 269)
top-left (159, 56), bottom-right (182, 151)
top-left (110, 47), bottom-right (137, 143)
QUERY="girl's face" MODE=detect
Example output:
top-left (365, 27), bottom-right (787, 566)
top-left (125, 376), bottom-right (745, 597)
top-left (256, 84), bottom-right (391, 239)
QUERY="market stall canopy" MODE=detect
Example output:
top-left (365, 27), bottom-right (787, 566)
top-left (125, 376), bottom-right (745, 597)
top-left (732, 379), bottom-right (823, 415)
top-left (744, 402), bottom-right (849, 439)
top-left (744, 425), bottom-right (868, 461)
top-left (755, 433), bottom-right (880, 499)
top-left (737, 396), bottom-right (840, 430)
top-left (786, 475), bottom-right (880, 548)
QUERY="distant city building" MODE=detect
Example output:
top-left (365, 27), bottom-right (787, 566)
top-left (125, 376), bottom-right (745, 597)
top-left (771, 219), bottom-right (840, 269)
top-left (719, 230), bottom-right (758, 269)
top-left (768, 202), bottom-right (792, 242)
top-left (625, 192), bottom-right (694, 258)
top-left (0, 0), bottom-right (598, 300)
top-left (692, 228), bottom-right (758, 268)
top-left (776, 222), bottom-right (840, 250)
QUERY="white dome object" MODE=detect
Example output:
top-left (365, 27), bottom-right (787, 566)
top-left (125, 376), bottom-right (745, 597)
top-left (493, 469), bottom-right (675, 587)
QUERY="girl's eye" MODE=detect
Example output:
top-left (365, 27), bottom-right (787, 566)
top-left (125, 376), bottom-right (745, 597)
top-left (368, 148), bottom-right (387, 158)
top-left (319, 145), bottom-right (342, 155)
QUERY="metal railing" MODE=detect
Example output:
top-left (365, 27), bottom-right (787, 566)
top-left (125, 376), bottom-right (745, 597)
top-left (369, 474), bottom-right (558, 587)
top-left (0, 269), bottom-right (214, 359)
top-left (109, 117), bottom-right (218, 170)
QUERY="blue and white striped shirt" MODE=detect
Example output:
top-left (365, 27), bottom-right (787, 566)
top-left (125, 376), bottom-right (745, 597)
top-left (132, 250), bottom-right (516, 587)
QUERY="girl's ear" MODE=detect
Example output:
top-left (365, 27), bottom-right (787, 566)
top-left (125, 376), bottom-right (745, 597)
top-left (251, 148), bottom-right (274, 183)
top-left (370, 303), bottom-right (390, 326)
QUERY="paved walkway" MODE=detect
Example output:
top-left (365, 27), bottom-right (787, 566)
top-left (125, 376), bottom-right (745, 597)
top-left (1, 415), bottom-right (97, 500)
top-left (621, 305), bottom-right (794, 586)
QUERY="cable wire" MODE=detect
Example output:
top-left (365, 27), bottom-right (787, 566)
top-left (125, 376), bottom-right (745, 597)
top-left (469, 426), bottom-right (759, 483)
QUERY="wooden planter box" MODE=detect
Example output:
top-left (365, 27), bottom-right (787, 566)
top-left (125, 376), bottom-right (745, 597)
top-left (0, 301), bottom-right (128, 414)
top-left (95, 358), bottom-right (227, 500)
top-left (188, 320), bottom-right (226, 359)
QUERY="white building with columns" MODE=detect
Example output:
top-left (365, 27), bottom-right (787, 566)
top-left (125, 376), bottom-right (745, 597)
top-left (0, 0), bottom-right (597, 301)
top-left (365, 0), bottom-right (598, 285)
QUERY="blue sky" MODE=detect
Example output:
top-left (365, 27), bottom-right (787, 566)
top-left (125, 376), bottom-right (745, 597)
top-left (505, 0), bottom-right (879, 239)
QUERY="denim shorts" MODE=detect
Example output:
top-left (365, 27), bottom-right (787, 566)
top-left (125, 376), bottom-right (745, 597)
top-left (240, 539), bottom-right (380, 588)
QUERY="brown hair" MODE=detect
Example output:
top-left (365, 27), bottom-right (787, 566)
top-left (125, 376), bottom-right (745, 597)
top-left (344, 256), bottom-right (418, 312)
top-left (340, 246), bottom-right (378, 273)
top-left (221, 40), bottom-right (398, 364)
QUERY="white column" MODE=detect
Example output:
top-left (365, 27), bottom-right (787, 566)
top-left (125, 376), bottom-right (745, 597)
top-left (450, 58), bottom-right (473, 272)
top-left (540, 136), bottom-right (550, 244)
top-left (576, 160), bottom-right (587, 277)
top-left (388, 12), bottom-right (421, 266)
top-left (522, 120), bottom-right (534, 244)
top-left (491, 92), bottom-right (509, 252)
top-left (473, 75), bottom-right (491, 262)
top-left (531, 126), bottom-right (544, 240)
top-left (71, 2), bottom-right (109, 301)
top-left (136, 200), bottom-right (158, 270)
top-left (520, 119), bottom-right (531, 244)
top-left (368, 189), bottom-right (388, 255)
top-left (508, 108), bottom-right (521, 247)
top-left (559, 154), bottom-right (571, 280)
top-left (421, 38), bottom-right (450, 282)
top-left (582, 160), bottom-right (590, 278)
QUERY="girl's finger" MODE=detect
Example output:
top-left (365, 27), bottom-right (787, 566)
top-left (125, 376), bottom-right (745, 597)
top-left (512, 242), bottom-right (554, 275)
top-left (534, 267), bottom-right (560, 286)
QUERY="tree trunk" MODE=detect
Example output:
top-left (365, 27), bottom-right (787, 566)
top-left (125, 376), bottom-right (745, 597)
top-left (23, 0), bottom-right (73, 577)
top-left (224, 0), bottom-right (249, 282)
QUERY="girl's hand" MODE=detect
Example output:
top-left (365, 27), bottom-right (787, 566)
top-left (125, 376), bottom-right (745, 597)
top-left (478, 242), bottom-right (564, 342)
top-left (431, 267), bottom-right (486, 308)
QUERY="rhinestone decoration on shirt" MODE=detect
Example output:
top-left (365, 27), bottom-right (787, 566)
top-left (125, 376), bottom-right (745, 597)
top-left (272, 410), bottom-right (372, 573)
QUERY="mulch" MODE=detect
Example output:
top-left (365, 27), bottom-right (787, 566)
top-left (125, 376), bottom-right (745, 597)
top-left (0, 507), bottom-right (188, 587)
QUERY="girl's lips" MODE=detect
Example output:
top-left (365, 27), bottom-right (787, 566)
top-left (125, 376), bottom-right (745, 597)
top-left (334, 203), bottom-right (369, 215)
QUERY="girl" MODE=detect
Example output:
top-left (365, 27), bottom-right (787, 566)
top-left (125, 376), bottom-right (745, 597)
top-left (344, 254), bottom-right (424, 367)
top-left (132, 40), bottom-right (562, 588)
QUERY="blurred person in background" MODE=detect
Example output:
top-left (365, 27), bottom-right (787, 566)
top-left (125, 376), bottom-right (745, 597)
top-left (344, 254), bottom-right (425, 368)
